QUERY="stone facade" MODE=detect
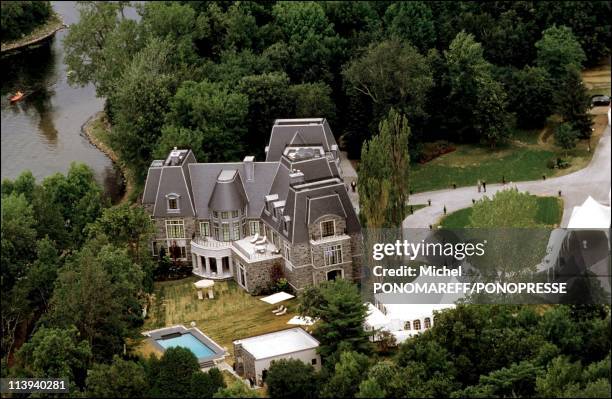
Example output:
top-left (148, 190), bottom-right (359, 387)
top-left (233, 343), bottom-right (256, 384)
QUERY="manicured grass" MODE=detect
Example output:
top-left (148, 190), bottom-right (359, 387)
top-left (439, 207), bottom-right (473, 229)
top-left (409, 138), bottom-right (595, 193)
top-left (439, 196), bottom-right (562, 228)
top-left (140, 278), bottom-right (299, 362)
top-left (411, 147), bottom-right (556, 193)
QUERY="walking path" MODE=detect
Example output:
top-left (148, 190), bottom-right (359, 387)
top-left (404, 125), bottom-right (611, 228)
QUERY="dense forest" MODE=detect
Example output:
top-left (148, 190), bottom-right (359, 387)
top-left (1, 1), bottom-right (53, 41)
top-left (2, 1), bottom-right (611, 397)
top-left (63, 1), bottom-right (610, 187)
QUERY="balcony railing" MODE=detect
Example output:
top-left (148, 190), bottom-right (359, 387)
top-left (191, 237), bottom-right (231, 249)
top-left (310, 231), bottom-right (350, 244)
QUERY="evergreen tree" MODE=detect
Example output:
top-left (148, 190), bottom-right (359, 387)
top-left (555, 67), bottom-right (593, 139)
top-left (298, 279), bottom-right (371, 360)
top-left (358, 108), bottom-right (411, 228)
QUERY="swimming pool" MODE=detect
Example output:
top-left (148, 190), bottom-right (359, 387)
top-left (156, 333), bottom-right (215, 358)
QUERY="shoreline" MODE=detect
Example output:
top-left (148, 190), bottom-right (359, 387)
top-left (82, 111), bottom-right (134, 204)
top-left (1, 12), bottom-right (67, 54)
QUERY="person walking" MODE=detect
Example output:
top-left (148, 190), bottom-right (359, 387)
top-left (482, 180), bottom-right (487, 192)
top-left (477, 180), bottom-right (482, 193)
top-left (351, 180), bottom-right (357, 192)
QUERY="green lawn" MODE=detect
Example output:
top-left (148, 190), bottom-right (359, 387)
top-left (410, 142), bottom-right (593, 193)
top-left (140, 278), bottom-right (300, 361)
top-left (439, 196), bottom-right (563, 228)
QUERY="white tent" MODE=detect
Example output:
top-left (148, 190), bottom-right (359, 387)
top-left (567, 196), bottom-right (611, 228)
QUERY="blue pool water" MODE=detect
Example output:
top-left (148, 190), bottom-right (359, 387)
top-left (156, 333), bottom-right (215, 358)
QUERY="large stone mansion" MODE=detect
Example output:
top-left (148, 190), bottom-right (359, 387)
top-left (141, 118), bottom-right (363, 294)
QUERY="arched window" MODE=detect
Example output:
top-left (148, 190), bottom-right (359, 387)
top-left (404, 321), bottom-right (411, 330)
top-left (424, 317), bottom-right (431, 329)
top-left (413, 319), bottom-right (421, 330)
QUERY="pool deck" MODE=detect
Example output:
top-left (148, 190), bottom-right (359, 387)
top-left (143, 324), bottom-right (228, 367)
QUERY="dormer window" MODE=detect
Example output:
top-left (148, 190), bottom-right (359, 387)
top-left (321, 220), bottom-right (335, 238)
top-left (166, 194), bottom-right (180, 213)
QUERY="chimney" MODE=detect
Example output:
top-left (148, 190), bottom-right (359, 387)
top-left (170, 147), bottom-right (179, 166)
top-left (289, 169), bottom-right (305, 185)
top-left (243, 156), bottom-right (255, 181)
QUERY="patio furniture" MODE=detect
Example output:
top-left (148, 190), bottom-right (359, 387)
top-left (208, 290), bottom-right (214, 299)
top-left (197, 290), bottom-right (204, 300)
top-left (275, 308), bottom-right (287, 316)
top-left (272, 305), bottom-right (285, 314)
top-left (255, 236), bottom-right (267, 245)
top-left (255, 245), bottom-right (266, 254)
top-left (249, 233), bottom-right (259, 244)
top-left (194, 279), bottom-right (215, 300)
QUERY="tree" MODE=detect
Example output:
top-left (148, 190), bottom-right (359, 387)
top-left (109, 38), bottom-right (176, 183)
top-left (156, 80), bottom-right (248, 163)
top-left (88, 203), bottom-right (154, 267)
top-left (535, 25), bottom-right (586, 84)
top-left (1, 194), bottom-right (37, 288)
top-left (86, 356), bottom-right (148, 398)
top-left (64, 1), bottom-right (137, 97)
top-left (358, 108), bottom-right (411, 228)
top-left (139, 1), bottom-right (209, 66)
top-left (40, 163), bottom-right (108, 248)
top-left (289, 82), bottom-right (337, 124)
top-left (384, 1), bottom-right (436, 52)
top-left (357, 361), bottom-right (405, 398)
top-left (15, 327), bottom-right (91, 389)
top-left (555, 66), bottom-right (593, 139)
top-left (506, 66), bottom-right (554, 129)
top-left (147, 347), bottom-right (200, 398)
top-left (343, 39), bottom-right (433, 121)
top-left (1, 1), bottom-right (52, 41)
top-left (271, 1), bottom-right (341, 83)
top-left (320, 350), bottom-right (370, 398)
top-left (265, 359), bottom-right (318, 399)
top-left (461, 361), bottom-right (541, 398)
top-left (189, 367), bottom-right (226, 398)
top-left (238, 72), bottom-right (294, 155)
top-left (49, 244), bottom-right (144, 362)
top-left (445, 31), bottom-right (510, 144)
top-left (298, 279), bottom-right (371, 359)
top-left (554, 123), bottom-right (579, 155)
top-left (25, 238), bottom-right (60, 312)
top-left (213, 381), bottom-right (259, 398)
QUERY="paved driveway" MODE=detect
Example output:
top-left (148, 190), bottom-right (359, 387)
top-left (403, 125), bottom-right (611, 228)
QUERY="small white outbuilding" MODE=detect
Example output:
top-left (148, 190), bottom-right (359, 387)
top-left (233, 327), bottom-right (321, 386)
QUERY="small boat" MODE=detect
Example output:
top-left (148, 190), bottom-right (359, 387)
top-left (10, 91), bottom-right (24, 103)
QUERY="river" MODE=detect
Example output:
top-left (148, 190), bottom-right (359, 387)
top-left (1, 1), bottom-right (138, 203)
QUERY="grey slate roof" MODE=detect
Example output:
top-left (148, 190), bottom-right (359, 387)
top-left (265, 118), bottom-right (337, 162)
top-left (208, 169), bottom-right (248, 212)
top-left (143, 118), bottom-right (360, 244)
top-left (188, 162), bottom-right (277, 218)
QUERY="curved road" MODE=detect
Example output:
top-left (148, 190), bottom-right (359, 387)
top-left (404, 124), bottom-right (611, 228)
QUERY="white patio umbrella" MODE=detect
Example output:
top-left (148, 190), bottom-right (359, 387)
top-left (194, 279), bottom-right (215, 289)
top-left (194, 279), bottom-right (215, 298)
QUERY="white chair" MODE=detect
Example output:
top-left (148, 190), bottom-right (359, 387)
top-left (271, 305), bottom-right (283, 314)
top-left (275, 308), bottom-right (287, 316)
top-left (207, 290), bottom-right (214, 299)
top-left (249, 233), bottom-right (259, 244)
top-left (255, 245), bottom-right (266, 254)
top-left (255, 237), bottom-right (267, 245)
top-left (197, 290), bottom-right (204, 300)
